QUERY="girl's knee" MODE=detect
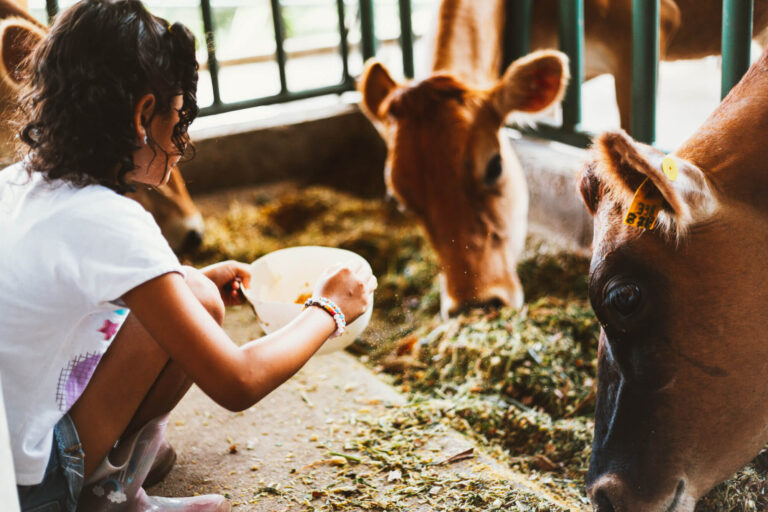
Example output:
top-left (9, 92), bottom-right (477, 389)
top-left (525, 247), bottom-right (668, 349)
top-left (184, 267), bottom-right (225, 325)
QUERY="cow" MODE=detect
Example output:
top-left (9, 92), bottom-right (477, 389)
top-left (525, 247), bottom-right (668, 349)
top-left (578, 43), bottom-right (768, 512)
top-left (0, 1), bottom-right (205, 253)
top-left (359, 0), bottom-right (570, 317)
top-left (359, 1), bottom-right (768, 317)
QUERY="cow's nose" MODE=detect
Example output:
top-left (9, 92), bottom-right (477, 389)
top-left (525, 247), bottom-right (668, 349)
top-left (588, 475), bottom-right (623, 512)
top-left (181, 229), bottom-right (203, 253)
top-left (444, 295), bottom-right (509, 317)
top-left (476, 296), bottom-right (507, 310)
top-left (589, 476), bottom-right (690, 512)
top-left (592, 488), bottom-right (617, 512)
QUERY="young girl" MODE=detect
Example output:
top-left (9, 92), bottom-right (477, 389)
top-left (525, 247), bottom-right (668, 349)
top-left (0, 1), bottom-right (376, 511)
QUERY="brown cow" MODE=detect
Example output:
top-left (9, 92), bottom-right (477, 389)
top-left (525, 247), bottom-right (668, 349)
top-left (360, 0), bottom-right (569, 316)
top-left (0, 1), bottom-right (204, 253)
top-left (578, 45), bottom-right (768, 512)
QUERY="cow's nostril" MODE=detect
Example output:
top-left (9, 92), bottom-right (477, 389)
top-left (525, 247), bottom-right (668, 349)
top-left (592, 489), bottom-right (616, 512)
top-left (484, 297), bottom-right (505, 310)
top-left (181, 230), bottom-right (203, 252)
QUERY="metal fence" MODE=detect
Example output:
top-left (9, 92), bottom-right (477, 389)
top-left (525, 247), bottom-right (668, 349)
top-left (505, 0), bottom-right (755, 146)
top-left (42, 0), bottom-right (755, 146)
top-left (43, 0), bottom-right (415, 116)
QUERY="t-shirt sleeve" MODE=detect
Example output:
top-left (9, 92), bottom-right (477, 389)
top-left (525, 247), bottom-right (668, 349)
top-left (62, 190), bottom-right (186, 308)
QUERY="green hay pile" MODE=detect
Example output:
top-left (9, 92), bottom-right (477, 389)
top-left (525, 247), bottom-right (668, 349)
top-left (385, 301), bottom-right (598, 475)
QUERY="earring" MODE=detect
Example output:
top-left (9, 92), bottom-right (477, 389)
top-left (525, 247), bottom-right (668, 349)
top-left (143, 135), bottom-right (148, 145)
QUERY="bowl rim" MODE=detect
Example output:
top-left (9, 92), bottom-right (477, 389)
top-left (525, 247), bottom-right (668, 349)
top-left (247, 245), bottom-right (374, 308)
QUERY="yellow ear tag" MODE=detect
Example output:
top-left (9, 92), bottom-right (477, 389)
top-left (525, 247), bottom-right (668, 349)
top-left (662, 156), bottom-right (678, 181)
top-left (623, 177), bottom-right (662, 230)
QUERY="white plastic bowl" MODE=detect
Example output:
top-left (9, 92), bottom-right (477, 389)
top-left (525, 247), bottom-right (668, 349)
top-left (242, 246), bottom-right (374, 355)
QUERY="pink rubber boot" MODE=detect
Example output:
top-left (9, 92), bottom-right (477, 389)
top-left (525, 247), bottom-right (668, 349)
top-left (78, 415), bottom-right (229, 512)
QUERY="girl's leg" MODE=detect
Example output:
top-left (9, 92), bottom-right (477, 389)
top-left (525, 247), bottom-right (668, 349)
top-left (68, 269), bottom-right (225, 480)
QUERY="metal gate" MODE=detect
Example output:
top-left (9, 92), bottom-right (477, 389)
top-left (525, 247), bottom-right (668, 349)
top-left (41, 0), bottom-right (756, 145)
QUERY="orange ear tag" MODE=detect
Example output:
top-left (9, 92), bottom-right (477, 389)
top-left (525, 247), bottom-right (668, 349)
top-left (662, 156), bottom-right (678, 181)
top-left (623, 177), bottom-right (662, 230)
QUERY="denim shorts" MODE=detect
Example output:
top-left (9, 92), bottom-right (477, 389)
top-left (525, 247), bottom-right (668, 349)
top-left (16, 414), bottom-right (85, 512)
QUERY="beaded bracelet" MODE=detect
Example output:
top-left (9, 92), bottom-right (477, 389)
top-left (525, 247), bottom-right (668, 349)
top-left (303, 296), bottom-right (346, 338)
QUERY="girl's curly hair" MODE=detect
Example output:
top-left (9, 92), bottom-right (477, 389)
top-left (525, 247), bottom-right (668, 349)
top-left (16, 0), bottom-right (199, 193)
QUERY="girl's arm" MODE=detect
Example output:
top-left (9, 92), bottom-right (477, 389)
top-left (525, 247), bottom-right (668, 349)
top-left (121, 263), bottom-right (374, 411)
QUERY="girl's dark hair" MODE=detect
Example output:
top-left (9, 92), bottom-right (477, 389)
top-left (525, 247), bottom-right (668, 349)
top-left (16, 0), bottom-right (198, 193)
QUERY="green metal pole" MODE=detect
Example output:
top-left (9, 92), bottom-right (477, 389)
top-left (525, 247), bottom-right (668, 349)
top-left (269, 0), bottom-right (289, 94)
top-left (503, 0), bottom-right (533, 71)
top-left (721, 0), bottom-right (753, 99)
top-left (558, 0), bottom-right (584, 131)
top-left (46, 0), bottom-right (58, 22)
top-left (336, 0), bottom-right (353, 86)
top-left (631, 0), bottom-right (659, 144)
top-left (359, 0), bottom-right (376, 60)
top-left (399, 0), bottom-right (415, 78)
top-left (200, 0), bottom-right (222, 106)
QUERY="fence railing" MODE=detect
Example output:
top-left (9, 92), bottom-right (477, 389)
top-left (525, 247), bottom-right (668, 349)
top-left (42, 0), bottom-right (755, 145)
top-left (43, 0), bottom-right (416, 116)
top-left (505, 0), bottom-right (755, 147)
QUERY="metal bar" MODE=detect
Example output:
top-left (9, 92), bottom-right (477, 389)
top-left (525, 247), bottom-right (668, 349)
top-left (45, 0), bottom-right (58, 22)
top-left (519, 123), bottom-right (593, 148)
top-left (200, 0), bottom-right (222, 106)
top-left (398, 0), bottom-right (414, 78)
top-left (721, 0), bottom-right (754, 98)
top-left (336, 0), bottom-right (353, 85)
top-left (558, 0), bottom-right (584, 131)
top-left (198, 34), bottom-right (412, 70)
top-left (359, 0), bottom-right (376, 60)
top-left (269, 0), bottom-right (289, 94)
top-left (199, 83), bottom-right (353, 116)
top-left (503, 0), bottom-right (533, 71)
top-left (631, 0), bottom-right (659, 144)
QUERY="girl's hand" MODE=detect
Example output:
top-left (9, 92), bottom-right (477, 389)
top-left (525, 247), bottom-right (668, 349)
top-left (312, 261), bottom-right (377, 323)
top-left (200, 260), bottom-right (252, 307)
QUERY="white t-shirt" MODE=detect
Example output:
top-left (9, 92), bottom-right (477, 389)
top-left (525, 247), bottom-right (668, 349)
top-left (0, 162), bottom-right (185, 485)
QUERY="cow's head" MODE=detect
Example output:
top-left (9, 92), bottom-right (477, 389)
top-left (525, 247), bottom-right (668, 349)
top-left (581, 129), bottom-right (768, 511)
top-left (360, 50), bottom-right (568, 316)
top-left (0, 6), bottom-right (204, 253)
top-left (0, 13), bottom-right (44, 160)
top-left (126, 167), bottom-right (205, 253)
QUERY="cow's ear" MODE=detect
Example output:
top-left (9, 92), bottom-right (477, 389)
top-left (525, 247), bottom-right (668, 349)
top-left (592, 130), bottom-right (718, 235)
top-left (0, 17), bottom-right (44, 90)
top-left (578, 161), bottom-right (603, 216)
top-left (490, 49), bottom-right (569, 119)
top-left (358, 59), bottom-right (397, 121)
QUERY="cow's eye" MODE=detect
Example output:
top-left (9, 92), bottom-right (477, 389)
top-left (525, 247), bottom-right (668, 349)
top-left (606, 282), bottom-right (642, 316)
top-left (484, 153), bottom-right (503, 186)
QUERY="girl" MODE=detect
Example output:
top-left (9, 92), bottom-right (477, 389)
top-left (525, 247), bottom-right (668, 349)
top-left (0, 1), bottom-right (376, 511)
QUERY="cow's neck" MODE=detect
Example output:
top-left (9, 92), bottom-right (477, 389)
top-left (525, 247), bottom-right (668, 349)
top-left (430, 0), bottom-right (505, 88)
top-left (677, 51), bottom-right (768, 206)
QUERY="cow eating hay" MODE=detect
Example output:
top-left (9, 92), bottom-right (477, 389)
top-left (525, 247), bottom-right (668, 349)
top-left (359, 0), bottom-right (569, 316)
top-left (580, 43), bottom-right (768, 512)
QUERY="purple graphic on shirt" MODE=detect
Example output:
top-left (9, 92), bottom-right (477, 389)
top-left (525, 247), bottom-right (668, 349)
top-left (55, 352), bottom-right (102, 411)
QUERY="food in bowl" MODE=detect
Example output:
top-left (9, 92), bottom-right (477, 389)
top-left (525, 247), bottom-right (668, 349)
top-left (245, 246), bottom-right (374, 355)
top-left (294, 292), bottom-right (312, 305)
